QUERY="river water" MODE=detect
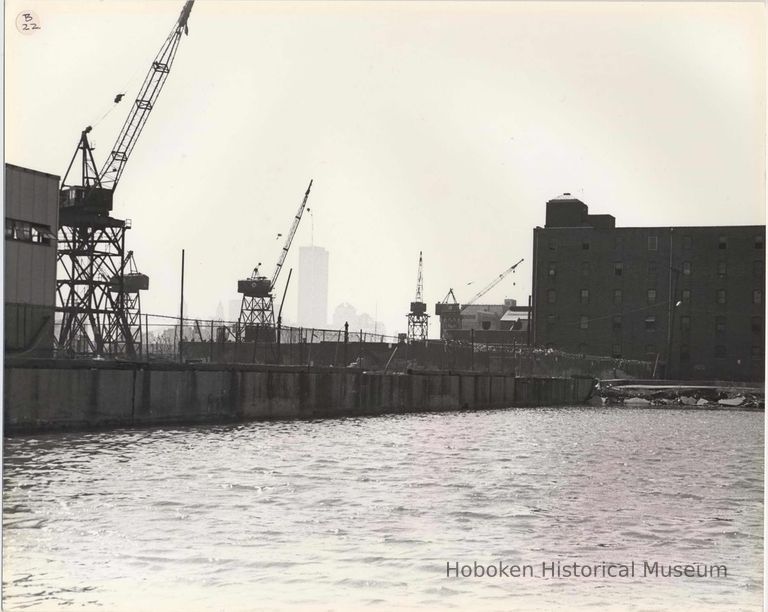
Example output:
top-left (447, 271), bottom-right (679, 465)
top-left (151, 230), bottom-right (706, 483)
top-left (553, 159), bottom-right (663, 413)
top-left (3, 408), bottom-right (764, 611)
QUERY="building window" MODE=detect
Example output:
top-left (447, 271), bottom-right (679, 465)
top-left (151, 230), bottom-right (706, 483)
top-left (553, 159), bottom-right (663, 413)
top-left (548, 239), bottom-right (557, 251)
top-left (752, 317), bottom-right (762, 335)
top-left (613, 289), bottom-right (623, 305)
top-left (580, 315), bottom-right (589, 330)
top-left (546, 314), bottom-right (556, 330)
top-left (682, 235), bottom-right (692, 250)
top-left (755, 235), bottom-right (764, 250)
top-left (648, 236), bottom-right (658, 251)
top-left (582, 241), bottom-right (590, 251)
top-left (615, 236), bottom-right (623, 250)
top-left (578, 343), bottom-right (587, 354)
top-left (680, 344), bottom-right (690, 362)
top-left (612, 344), bottom-right (621, 358)
top-left (581, 262), bottom-right (590, 277)
top-left (717, 289), bottom-right (726, 305)
top-left (5, 218), bottom-right (53, 245)
top-left (715, 316), bottom-right (726, 334)
top-left (647, 261), bottom-right (657, 283)
top-left (754, 290), bottom-right (763, 305)
top-left (680, 315), bottom-right (691, 333)
top-left (547, 289), bottom-right (556, 304)
top-left (718, 235), bottom-right (727, 250)
top-left (612, 315), bottom-right (622, 332)
top-left (614, 262), bottom-right (623, 276)
top-left (682, 289), bottom-right (691, 303)
top-left (754, 261), bottom-right (764, 278)
top-left (580, 289), bottom-right (589, 304)
top-left (645, 344), bottom-right (657, 357)
top-left (717, 261), bottom-right (726, 278)
top-left (682, 261), bottom-right (691, 276)
top-left (714, 345), bottom-right (726, 358)
top-left (647, 289), bottom-right (657, 304)
top-left (548, 263), bottom-right (557, 278)
top-left (752, 345), bottom-right (763, 358)
top-left (645, 316), bottom-right (657, 332)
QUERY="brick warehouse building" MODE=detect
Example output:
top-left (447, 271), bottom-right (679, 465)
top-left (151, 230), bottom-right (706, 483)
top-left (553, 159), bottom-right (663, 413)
top-left (532, 195), bottom-right (765, 381)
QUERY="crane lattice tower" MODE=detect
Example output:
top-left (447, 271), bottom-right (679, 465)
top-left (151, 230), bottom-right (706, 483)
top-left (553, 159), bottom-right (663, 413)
top-left (55, 2), bottom-right (194, 358)
top-left (407, 251), bottom-right (429, 341)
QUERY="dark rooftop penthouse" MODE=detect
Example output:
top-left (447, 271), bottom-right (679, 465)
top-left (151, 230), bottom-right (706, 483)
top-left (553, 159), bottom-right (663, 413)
top-left (545, 193), bottom-right (616, 230)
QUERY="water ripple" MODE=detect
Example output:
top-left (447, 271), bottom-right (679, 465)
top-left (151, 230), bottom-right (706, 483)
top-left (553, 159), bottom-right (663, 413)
top-left (3, 407), bottom-right (763, 611)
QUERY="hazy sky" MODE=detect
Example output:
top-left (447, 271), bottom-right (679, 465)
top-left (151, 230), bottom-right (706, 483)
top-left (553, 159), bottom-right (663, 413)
top-left (6, 1), bottom-right (765, 337)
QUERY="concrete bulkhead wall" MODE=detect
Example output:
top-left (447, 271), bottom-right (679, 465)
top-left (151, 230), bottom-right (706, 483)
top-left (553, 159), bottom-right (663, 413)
top-left (4, 360), bottom-right (595, 434)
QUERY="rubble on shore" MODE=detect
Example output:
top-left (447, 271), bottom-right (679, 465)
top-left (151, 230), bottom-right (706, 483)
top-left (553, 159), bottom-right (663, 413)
top-left (593, 380), bottom-right (764, 410)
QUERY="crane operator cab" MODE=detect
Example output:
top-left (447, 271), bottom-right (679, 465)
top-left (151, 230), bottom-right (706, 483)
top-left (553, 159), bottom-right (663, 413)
top-left (59, 185), bottom-right (114, 216)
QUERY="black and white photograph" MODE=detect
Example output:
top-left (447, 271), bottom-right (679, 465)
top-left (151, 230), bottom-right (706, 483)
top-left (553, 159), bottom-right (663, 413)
top-left (2, 1), bottom-right (765, 610)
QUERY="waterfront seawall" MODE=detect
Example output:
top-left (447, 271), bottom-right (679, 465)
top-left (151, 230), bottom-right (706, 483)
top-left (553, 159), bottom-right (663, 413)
top-left (3, 360), bottom-right (594, 434)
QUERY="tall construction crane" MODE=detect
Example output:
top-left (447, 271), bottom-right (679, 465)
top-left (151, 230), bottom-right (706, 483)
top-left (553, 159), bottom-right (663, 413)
top-left (434, 258), bottom-right (524, 338)
top-left (56, 1), bottom-right (194, 358)
top-left (238, 180), bottom-right (313, 341)
top-left (406, 252), bottom-right (429, 341)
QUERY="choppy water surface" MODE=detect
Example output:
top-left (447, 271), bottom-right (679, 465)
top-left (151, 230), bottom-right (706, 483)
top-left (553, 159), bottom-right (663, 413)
top-left (3, 408), bottom-right (763, 611)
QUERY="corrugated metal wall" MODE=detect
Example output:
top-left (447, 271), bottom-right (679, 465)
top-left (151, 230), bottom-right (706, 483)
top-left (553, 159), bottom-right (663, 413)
top-left (5, 164), bottom-right (60, 353)
top-left (4, 164), bottom-right (59, 306)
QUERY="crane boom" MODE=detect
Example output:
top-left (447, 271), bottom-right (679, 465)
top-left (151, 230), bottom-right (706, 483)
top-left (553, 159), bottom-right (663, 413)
top-left (462, 258), bottom-right (524, 310)
top-left (414, 251), bottom-right (424, 302)
top-left (271, 180), bottom-right (313, 288)
top-left (98, 1), bottom-right (194, 191)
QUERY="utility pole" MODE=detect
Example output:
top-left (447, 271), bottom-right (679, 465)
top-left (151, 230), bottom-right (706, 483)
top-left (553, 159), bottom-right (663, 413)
top-left (179, 248), bottom-right (185, 363)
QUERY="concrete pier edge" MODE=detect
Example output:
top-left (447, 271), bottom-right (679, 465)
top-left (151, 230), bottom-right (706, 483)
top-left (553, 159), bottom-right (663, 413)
top-left (4, 359), bottom-right (595, 435)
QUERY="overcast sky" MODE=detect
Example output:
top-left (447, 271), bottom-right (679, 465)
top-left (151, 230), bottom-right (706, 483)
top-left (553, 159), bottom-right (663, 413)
top-left (6, 0), bottom-right (765, 337)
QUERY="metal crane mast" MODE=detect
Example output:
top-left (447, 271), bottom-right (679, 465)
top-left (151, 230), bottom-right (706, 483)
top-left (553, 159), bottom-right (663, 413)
top-left (55, 1), bottom-right (194, 358)
top-left (407, 251), bottom-right (429, 342)
top-left (238, 180), bottom-right (313, 341)
top-left (435, 288), bottom-right (460, 337)
top-left (462, 258), bottom-right (524, 309)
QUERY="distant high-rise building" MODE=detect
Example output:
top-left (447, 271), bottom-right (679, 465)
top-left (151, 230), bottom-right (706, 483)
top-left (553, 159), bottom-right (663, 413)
top-left (227, 298), bottom-right (241, 324)
top-left (298, 246), bottom-right (329, 328)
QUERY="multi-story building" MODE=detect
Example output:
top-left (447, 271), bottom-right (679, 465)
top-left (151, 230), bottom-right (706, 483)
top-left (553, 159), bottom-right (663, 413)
top-left (532, 194), bottom-right (765, 381)
top-left (297, 245), bottom-right (329, 328)
top-left (4, 164), bottom-right (60, 354)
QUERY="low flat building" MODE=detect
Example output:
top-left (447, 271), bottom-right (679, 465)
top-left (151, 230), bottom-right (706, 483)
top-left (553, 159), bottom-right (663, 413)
top-left (532, 194), bottom-right (765, 381)
top-left (442, 299), bottom-right (531, 344)
top-left (4, 163), bottom-right (60, 355)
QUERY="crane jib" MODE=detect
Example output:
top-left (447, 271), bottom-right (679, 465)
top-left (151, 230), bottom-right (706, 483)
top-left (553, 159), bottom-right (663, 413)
top-left (270, 180), bottom-right (313, 289)
top-left (461, 258), bottom-right (525, 310)
top-left (95, 0), bottom-right (194, 193)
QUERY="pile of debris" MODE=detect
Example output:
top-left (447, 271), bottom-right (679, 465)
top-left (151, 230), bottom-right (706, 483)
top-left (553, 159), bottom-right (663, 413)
top-left (593, 380), bottom-right (764, 410)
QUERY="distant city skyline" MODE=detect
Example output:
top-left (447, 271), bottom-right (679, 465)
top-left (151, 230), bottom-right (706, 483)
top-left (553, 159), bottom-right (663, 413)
top-left (332, 302), bottom-right (388, 337)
